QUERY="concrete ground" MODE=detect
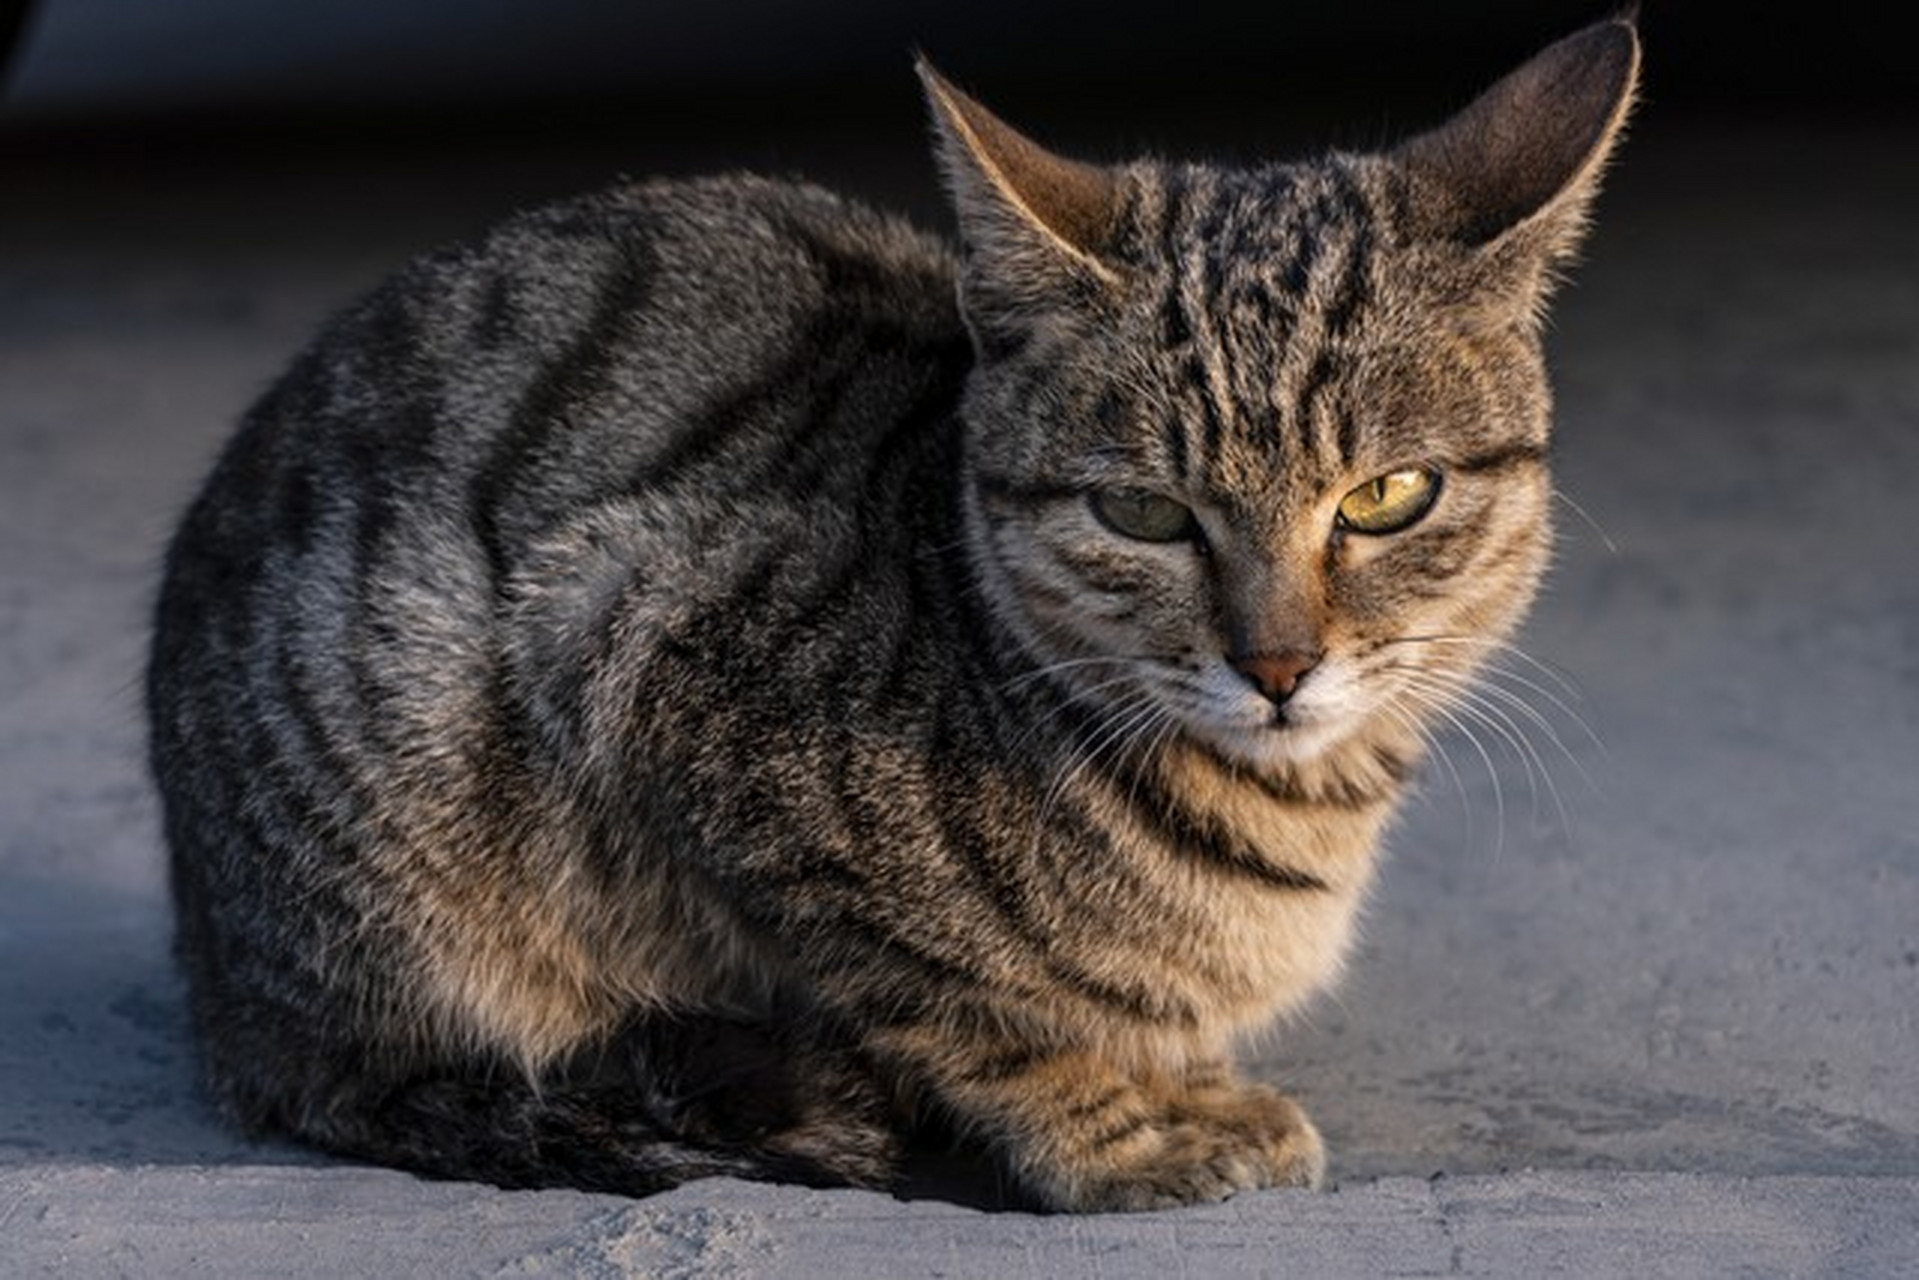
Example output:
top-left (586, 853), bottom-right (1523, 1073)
top-left (3, 104), bottom-right (1916, 1274)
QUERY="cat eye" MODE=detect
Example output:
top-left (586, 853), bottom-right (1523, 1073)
top-left (1336, 468), bottom-right (1441, 535)
top-left (1090, 488), bottom-right (1199, 544)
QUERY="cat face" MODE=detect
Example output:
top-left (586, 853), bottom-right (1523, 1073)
top-left (957, 170), bottom-right (1557, 769)
top-left (923, 23), bottom-right (1635, 771)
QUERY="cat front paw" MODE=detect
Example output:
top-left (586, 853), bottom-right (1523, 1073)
top-left (1027, 1083), bottom-right (1325, 1213)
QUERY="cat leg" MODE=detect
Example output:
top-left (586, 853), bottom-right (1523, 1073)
top-left (899, 1036), bottom-right (1323, 1212)
top-left (300, 1072), bottom-right (789, 1194)
top-left (246, 1011), bottom-right (902, 1195)
top-left (616, 1009), bottom-right (906, 1190)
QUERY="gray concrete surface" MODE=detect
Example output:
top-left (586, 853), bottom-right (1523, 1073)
top-left (3, 112), bottom-right (1917, 1273)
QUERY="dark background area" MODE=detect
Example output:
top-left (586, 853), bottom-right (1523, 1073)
top-left (4, 1), bottom-right (1915, 115)
top-left (5, 1), bottom-right (1910, 297)
top-left (3, 2), bottom-right (1912, 160)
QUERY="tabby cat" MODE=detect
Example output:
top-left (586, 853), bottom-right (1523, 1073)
top-left (147, 18), bottom-right (1638, 1211)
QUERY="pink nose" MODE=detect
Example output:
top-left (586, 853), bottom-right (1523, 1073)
top-left (1230, 650), bottom-right (1320, 705)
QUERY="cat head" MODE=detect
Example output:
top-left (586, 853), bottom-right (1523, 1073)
top-left (922, 19), bottom-right (1638, 774)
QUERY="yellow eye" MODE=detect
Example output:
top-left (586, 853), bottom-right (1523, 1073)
top-left (1336, 468), bottom-right (1441, 535)
top-left (1091, 488), bottom-right (1198, 543)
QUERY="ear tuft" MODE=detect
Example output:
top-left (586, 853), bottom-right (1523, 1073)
top-left (917, 59), bottom-right (1123, 283)
top-left (1396, 18), bottom-right (1640, 255)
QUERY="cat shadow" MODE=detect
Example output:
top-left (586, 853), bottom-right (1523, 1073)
top-left (0, 873), bottom-right (310, 1170)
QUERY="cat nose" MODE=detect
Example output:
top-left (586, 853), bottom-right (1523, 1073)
top-left (1230, 649), bottom-right (1321, 705)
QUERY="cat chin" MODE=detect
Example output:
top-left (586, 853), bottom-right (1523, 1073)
top-left (1186, 717), bottom-right (1356, 773)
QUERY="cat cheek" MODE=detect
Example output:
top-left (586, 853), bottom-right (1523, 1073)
top-left (1329, 529), bottom-right (1407, 574)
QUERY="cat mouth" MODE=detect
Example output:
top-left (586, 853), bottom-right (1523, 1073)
top-left (1156, 668), bottom-right (1335, 759)
top-left (1187, 705), bottom-right (1350, 769)
top-left (1262, 704), bottom-right (1302, 731)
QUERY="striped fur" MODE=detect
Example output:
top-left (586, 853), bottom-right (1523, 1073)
top-left (148, 20), bottom-right (1637, 1210)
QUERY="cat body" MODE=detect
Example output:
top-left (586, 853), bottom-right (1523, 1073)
top-left (148, 20), bottom-right (1637, 1210)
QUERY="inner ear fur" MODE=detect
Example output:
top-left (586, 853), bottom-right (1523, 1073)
top-left (917, 59), bottom-right (1123, 281)
top-left (1395, 18), bottom-right (1641, 254)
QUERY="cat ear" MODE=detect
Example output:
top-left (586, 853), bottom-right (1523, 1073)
top-left (1395, 18), bottom-right (1640, 268)
top-left (917, 59), bottom-right (1125, 302)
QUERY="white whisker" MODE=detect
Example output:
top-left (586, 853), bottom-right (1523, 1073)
top-left (1390, 665), bottom-right (1579, 844)
top-left (1377, 696), bottom-right (1471, 833)
top-left (1389, 678), bottom-right (1508, 861)
top-left (1477, 662), bottom-right (1605, 759)
top-left (996, 654), bottom-right (1153, 696)
top-left (1035, 690), bottom-right (1166, 835)
top-left (1554, 486), bottom-right (1619, 556)
top-left (1380, 633), bottom-right (1586, 703)
top-left (1003, 669), bottom-right (1155, 758)
top-left (1462, 674), bottom-right (1600, 791)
